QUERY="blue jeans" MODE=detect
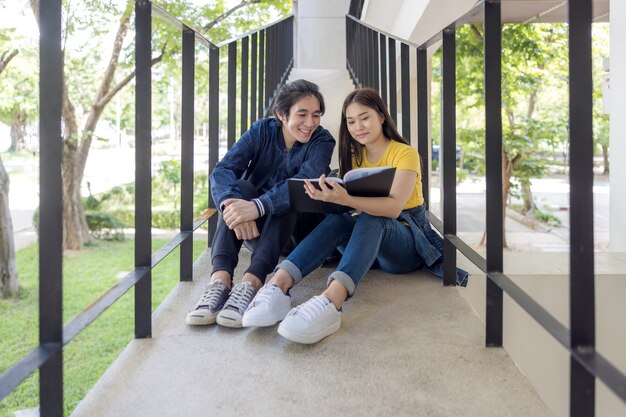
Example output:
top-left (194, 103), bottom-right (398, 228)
top-left (277, 212), bottom-right (426, 296)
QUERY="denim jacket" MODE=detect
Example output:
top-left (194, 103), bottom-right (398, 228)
top-left (210, 118), bottom-right (336, 216)
top-left (398, 205), bottom-right (469, 286)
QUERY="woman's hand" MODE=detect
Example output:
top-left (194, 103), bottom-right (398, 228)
top-left (303, 174), bottom-right (349, 205)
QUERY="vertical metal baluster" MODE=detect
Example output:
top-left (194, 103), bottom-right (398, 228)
top-left (251, 33), bottom-right (258, 125)
top-left (227, 41), bottom-right (237, 148)
top-left (416, 47), bottom-right (429, 208)
top-left (241, 36), bottom-right (249, 135)
top-left (39, 0), bottom-right (64, 414)
top-left (441, 27), bottom-right (457, 286)
top-left (484, 0), bottom-right (503, 346)
top-left (180, 27), bottom-right (194, 282)
top-left (400, 42), bottom-right (410, 140)
top-left (388, 38), bottom-right (397, 122)
top-left (135, 0), bottom-right (152, 339)
top-left (373, 28), bottom-right (380, 91)
top-left (208, 44), bottom-right (219, 245)
top-left (380, 34), bottom-right (387, 102)
top-left (569, 0), bottom-right (596, 415)
top-left (258, 30), bottom-right (265, 118)
top-left (264, 27), bottom-right (272, 112)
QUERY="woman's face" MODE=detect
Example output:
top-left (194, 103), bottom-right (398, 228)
top-left (277, 95), bottom-right (322, 147)
top-left (344, 102), bottom-right (385, 146)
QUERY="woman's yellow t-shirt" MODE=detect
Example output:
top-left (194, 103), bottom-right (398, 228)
top-left (352, 140), bottom-right (424, 209)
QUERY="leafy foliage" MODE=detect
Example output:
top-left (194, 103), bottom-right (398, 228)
top-left (451, 22), bottom-right (607, 186)
top-left (85, 211), bottom-right (125, 241)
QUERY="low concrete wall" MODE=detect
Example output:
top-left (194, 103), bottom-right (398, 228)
top-left (457, 252), bottom-right (626, 417)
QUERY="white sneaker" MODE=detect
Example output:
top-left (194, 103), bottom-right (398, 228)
top-left (216, 281), bottom-right (257, 328)
top-left (242, 284), bottom-right (292, 327)
top-left (277, 295), bottom-right (341, 344)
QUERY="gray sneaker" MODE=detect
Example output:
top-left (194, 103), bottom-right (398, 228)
top-left (186, 281), bottom-right (230, 326)
top-left (216, 281), bottom-right (257, 328)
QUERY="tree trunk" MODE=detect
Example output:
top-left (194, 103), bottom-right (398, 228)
top-left (0, 154), bottom-right (19, 298)
top-left (9, 110), bottom-right (27, 152)
top-left (63, 142), bottom-right (91, 249)
top-left (478, 150), bottom-right (520, 249)
top-left (1, 41), bottom-right (20, 298)
top-left (602, 144), bottom-right (609, 175)
top-left (521, 180), bottom-right (536, 214)
top-left (0, 49), bottom-right (18, 74)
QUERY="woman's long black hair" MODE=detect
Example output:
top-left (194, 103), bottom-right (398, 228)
top-left (338, 87), bottom-right (409, 178)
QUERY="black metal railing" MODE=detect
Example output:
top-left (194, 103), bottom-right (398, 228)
top-left (346, 1), bottom-right (625, 416)
top-left (0, 1), bottom-right (293, 416)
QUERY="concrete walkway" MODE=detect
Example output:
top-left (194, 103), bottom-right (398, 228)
top-left (69, 68), bottom-right (556, 417)
top-left (70, 250), bottom-right (555, 417)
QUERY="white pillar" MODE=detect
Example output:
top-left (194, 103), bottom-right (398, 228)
top-left (294, 0), bottom-right (350, 69)
top-left (609, 0), bottom-right (626, 251)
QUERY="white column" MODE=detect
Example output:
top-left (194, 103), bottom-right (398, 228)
top-left (295, 0), bottom-right (350, 69)
top-left (609, 0), bottom-right (626, 251)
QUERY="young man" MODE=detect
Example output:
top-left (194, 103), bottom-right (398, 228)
top-left (186, 79), bottom-right (335, 328)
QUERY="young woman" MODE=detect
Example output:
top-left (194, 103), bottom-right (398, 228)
top-left (242, 87), bottom-right (468, 343)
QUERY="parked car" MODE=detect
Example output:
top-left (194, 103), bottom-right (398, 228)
top-left (432, 144), bottom-right (461, 161)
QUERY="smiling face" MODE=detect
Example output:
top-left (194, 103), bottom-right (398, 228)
top-left (345, 102), bottom-right (385, 146)
top-left (277, 95), bottom-right (322, 148)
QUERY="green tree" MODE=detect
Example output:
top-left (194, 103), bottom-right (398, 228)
top-left (0, 28), bottom-right (20, 297)
top-left (453, 23), bottom-right (569, 247)
top-left (592, 24), bottom-right (610, 175)
top-left (27, 0), bottom-right (290, 250)
top-left (29, 0), bottom-right (146, 250)
top-left (0, 28), bottom-right (38, 153)
top-left (157, 160), bottom-right (182, 210)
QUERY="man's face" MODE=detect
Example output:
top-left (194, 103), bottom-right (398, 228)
top-left (278, 95), bottom-right (322, 147)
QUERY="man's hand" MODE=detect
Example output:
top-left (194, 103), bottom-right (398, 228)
top-left (222, 198), bottom-right (260, 229)
top-left (232, 220), bottom-right (260, 240)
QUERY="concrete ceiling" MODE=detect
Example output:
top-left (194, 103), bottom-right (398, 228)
top-left (402, 0), bottom-right (610, 46)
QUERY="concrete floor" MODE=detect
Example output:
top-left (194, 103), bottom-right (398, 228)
top-left (70, 249), bottom-right (555, 417)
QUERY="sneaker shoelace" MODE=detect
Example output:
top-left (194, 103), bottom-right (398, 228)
top-left (292, 296), bottom-right (331, 322)
top-left (225, 282), bottom-right (256, 313)
top-left (252, 285), bottom-right (280, 306)
top-left (197, 283), bottom-right (227, 309)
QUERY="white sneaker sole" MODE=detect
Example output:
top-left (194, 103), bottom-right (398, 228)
top-left (242, 306), bottom-right (291, 328)
top-left (216, 309), bottom-right (243, 328)
top-left (185, 310), bottom-right (218, 326)
top-left (277, 320), bottom-right (341, 344)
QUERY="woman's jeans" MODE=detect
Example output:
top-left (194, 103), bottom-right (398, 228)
top-left (211, 180), bottom-right (297, 283)
top-left (277, 212), bottom-right (425, 296)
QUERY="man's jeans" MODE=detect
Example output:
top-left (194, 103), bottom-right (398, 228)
top-left (211, 180), bottom-right (297, 283)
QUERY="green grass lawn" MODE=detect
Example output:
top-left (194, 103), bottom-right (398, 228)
top-left (0, 238), bottom-right (207, 417)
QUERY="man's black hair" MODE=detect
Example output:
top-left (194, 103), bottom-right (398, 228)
top-left (271, 79), bottom-right (325, 123)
